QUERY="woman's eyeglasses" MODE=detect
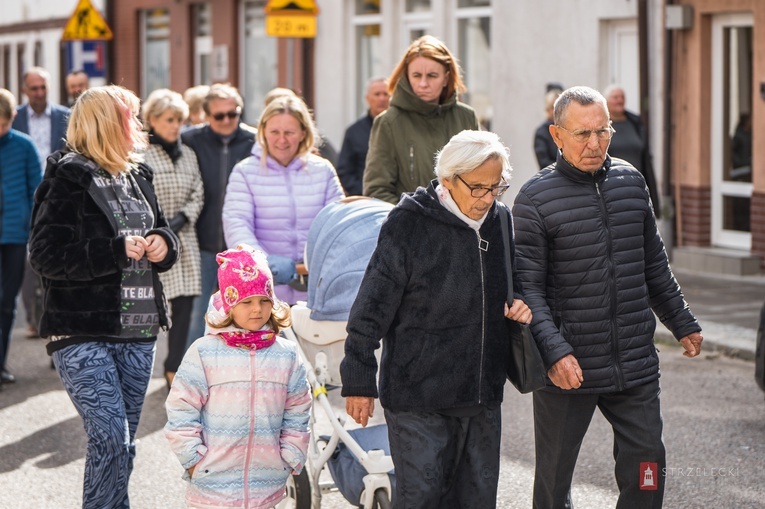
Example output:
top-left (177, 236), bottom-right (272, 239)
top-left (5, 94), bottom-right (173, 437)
top-left (456, 175), bottom-right (510, 198)
top-left (211, 109), bottom-right (241, 121)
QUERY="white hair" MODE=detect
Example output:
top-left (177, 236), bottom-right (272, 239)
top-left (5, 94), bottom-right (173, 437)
top-left (434, 130), bottom-right (511, 183)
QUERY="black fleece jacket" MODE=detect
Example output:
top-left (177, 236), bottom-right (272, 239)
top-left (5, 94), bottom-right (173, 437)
top-left (512, 153), bottom-right (700, 394)
top-left (29, 151), bottom-right (179, 340)
top-left (340, 182), bottom-right (520, 411)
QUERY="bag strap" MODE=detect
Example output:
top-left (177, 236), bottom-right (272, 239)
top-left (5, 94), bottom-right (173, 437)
top-left (498, 203), bottom-right (514, 304)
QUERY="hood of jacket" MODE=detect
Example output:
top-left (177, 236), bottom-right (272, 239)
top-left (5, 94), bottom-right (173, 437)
top-left (390, 77), bottom-right (459, 117)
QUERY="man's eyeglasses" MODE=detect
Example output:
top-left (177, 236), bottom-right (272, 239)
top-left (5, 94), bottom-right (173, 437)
top-left (456, 174), bottom-right (510, 198)
top-left (211, 108), bottom-right (241, 121)
top-left (556, 125), bottom-right (615, 143)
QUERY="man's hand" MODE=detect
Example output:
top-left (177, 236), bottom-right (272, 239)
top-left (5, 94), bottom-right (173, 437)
top-left (547, 354), bottom-right (584, 390)
top-left (345, 396), bottom-right (375, 427)
top-left (680, 331), bottom-right (703, 358)
top-left (504, 299), bottom-right (532, 324)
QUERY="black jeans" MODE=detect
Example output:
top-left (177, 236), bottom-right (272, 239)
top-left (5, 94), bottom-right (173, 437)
top-left (164, 295), bottom-right (194, 373)
top-left (384, 405), bottom-right (501, 509)
top-left (533, 379), bottom-right (666, 509)
top-left (0, 244), bottom-right (28, 370)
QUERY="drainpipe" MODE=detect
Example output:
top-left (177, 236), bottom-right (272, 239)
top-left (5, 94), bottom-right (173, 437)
top-left (664, 0), bottom-right (680, 248)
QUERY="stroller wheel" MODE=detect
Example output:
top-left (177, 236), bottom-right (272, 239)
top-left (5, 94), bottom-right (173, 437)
top-left (277, 468), bottom-right (311, 509)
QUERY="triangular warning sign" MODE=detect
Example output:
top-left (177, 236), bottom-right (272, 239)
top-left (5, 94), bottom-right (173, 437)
top-left (62, 0), bottom-right (113, 41)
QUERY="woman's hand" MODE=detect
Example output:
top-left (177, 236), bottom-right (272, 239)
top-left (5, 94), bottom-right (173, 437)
top-left (504, 299), bottom-right (532, 324)
top-left (125, 236), bottom-right (147, 261)
top-left (144, 234), bottom-right (168, 263)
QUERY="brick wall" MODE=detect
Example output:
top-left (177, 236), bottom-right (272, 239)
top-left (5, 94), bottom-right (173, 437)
top-left (677, 185), bottom-right (712, 247)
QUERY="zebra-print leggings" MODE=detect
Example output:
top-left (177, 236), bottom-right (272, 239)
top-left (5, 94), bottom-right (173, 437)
top-left (53, 340), bottom-right (156, 509)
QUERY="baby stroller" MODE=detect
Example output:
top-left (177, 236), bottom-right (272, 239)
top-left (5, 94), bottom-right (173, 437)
top-left (278, 197), bottom-right (396, 509)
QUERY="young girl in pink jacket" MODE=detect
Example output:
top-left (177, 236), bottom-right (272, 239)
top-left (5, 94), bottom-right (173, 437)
top-left (165, 244), bottom-right (311, 509)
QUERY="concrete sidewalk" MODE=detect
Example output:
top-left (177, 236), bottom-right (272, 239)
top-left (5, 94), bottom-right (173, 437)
top-left (655, 269), bottom-right (765, 359)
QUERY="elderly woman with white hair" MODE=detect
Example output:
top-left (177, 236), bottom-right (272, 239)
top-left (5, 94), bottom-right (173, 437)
top-left (340, 129), bottom-right (532, 507)
top-left (141, 88), bottom-right (204, 388)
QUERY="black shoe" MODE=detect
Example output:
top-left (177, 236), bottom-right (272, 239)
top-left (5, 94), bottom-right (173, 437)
top-left (1, 369), bottom-right (15, 384)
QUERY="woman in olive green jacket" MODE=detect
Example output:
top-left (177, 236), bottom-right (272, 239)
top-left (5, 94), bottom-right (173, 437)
top-left (362, 35), bottom-right (480, 204)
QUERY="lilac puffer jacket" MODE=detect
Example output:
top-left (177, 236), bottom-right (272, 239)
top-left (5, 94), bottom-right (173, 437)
top-left (223, 142), bottom-right (345, 304)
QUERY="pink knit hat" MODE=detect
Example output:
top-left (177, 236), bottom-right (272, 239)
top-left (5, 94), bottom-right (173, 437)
top-left (216, 244), bottom-right (275, 314)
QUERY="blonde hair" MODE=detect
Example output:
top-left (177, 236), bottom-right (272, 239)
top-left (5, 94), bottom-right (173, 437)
top-left (388, 35), bottom-right (466, 104)
top-left (256, 95), bottom-right (317, 163)
top-left (205, 300), bottom-right (292, 332)
top-left (142, 88), bottom-right (189, 127)
top-left (0, 88), bottom-right (17, 119)
top-left (264, 87), bottom-right (297, 107)
top-left (183, 85), bottom-right (210, 120)
top-left (66, 86), bottom-right (146, 173)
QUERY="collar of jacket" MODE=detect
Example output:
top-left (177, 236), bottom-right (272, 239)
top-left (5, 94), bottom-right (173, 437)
top-left (201, 123), bottom-right (255, 145)
top-left (390, 77), bottom-right (458, 117)
top-left (398, 179), bottom-right (498, 230)
top-left (554, 151), bottom-right (612, 183)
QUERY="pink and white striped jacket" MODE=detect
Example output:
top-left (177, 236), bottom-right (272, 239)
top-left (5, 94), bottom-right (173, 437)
top-left (165, 307), bottom-right (311, 509)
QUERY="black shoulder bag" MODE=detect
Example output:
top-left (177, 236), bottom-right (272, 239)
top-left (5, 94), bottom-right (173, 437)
top-left (498, 204), bottom-right (547, 394)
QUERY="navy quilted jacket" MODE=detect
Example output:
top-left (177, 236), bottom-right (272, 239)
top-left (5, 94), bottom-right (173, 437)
top-left (512, 154), bottom-right (700, 394)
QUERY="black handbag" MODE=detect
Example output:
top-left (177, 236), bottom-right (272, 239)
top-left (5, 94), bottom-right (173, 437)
top-left (499, 204), bottom-right (547, 394)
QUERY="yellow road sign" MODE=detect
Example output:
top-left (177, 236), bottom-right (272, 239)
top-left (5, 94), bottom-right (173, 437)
top-left (62, 0), bottom-right (113, 41)
top-left (265, 0), bottom-right (318, 38)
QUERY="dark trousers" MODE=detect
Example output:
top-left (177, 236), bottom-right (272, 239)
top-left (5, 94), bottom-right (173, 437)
top-left (384, 405), bottom-right (501, 509)
top-left (21, 257), bottom-right (40, 329)
top-left (164, 296), bottom-right (194, 373)
top-left (0, 244), bottom-right (27, 370)
top-left (532, 379), bottom-right (665, 509)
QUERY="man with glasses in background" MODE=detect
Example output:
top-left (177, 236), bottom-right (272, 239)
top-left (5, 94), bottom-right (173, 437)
top-left (512, 86), bottom-right (703, 508)
top-left (181, 83), bottom-right (257, 345)
top-left (12, 67), bottom-right (70, 346)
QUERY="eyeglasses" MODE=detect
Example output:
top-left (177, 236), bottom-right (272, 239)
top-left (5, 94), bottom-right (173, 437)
top-left (556, 125), bottom-right (615, 143)
top-left (456, 174), bottom-right (510, 198)
top-left (211, 108), bottom-right (241, 121)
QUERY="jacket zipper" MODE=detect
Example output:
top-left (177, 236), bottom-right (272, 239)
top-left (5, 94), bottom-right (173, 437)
top-left (409, 145), bottom-right (414, 183)
top-left (243, 349), bottom-right (257, 508)
top-left (219, 140), bottom-right (230, 251)
top-left (595, 180), bottom-right (625, 391)
top-left (476, 230), bottom-right (488, 404)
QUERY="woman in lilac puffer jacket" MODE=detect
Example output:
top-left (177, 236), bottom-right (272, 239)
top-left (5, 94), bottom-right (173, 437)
top-left (223, 95), bottom-right (345, 304)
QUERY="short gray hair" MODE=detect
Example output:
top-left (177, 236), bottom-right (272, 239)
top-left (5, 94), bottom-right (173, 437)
top-left (553, 86), bottom-right (608, 126)
top-left (22, 66), bottom-right (50, 87)
top-left (434, 130), bottom-right (511, 183)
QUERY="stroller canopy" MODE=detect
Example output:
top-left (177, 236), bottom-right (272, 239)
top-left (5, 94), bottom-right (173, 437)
top-left (306, 197), bottom-right (394, 321)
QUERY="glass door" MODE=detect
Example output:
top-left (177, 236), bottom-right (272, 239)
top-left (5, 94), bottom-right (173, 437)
top-left (711, 13), bottom-right (753, 250)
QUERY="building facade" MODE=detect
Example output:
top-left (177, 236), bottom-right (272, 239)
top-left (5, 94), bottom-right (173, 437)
top-left (6, 1), bottom-right (758, 272)
top-left (667, 0), bottom-right (765, 272)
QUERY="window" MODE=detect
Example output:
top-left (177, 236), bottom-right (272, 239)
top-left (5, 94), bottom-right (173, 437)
top-left (455, 1), bottom-right (491, 129)
top-left (141, 8), bottom-right (171, 96)
top-left (352, 1), bottom-right (384, 116)
top-left (192, 3), bottom-right (212, 86)
top-left (242, 0), bottom-right (277, 125)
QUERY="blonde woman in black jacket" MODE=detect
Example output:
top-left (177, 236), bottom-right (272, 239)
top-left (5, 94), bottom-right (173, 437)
top-left (29, 85), bottom-right (179, 509)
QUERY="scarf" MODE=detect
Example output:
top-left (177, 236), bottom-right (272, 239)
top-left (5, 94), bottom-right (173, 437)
top-left (219, 328), bottom-right (277, 350)
top-left (148, 130), bottom-right (182, 162)
top-left (435, 183), bottom-right (488, 231)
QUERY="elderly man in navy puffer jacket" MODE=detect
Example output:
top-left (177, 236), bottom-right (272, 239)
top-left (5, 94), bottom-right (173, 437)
top-left (513, 86), bottom-right (703, 509)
